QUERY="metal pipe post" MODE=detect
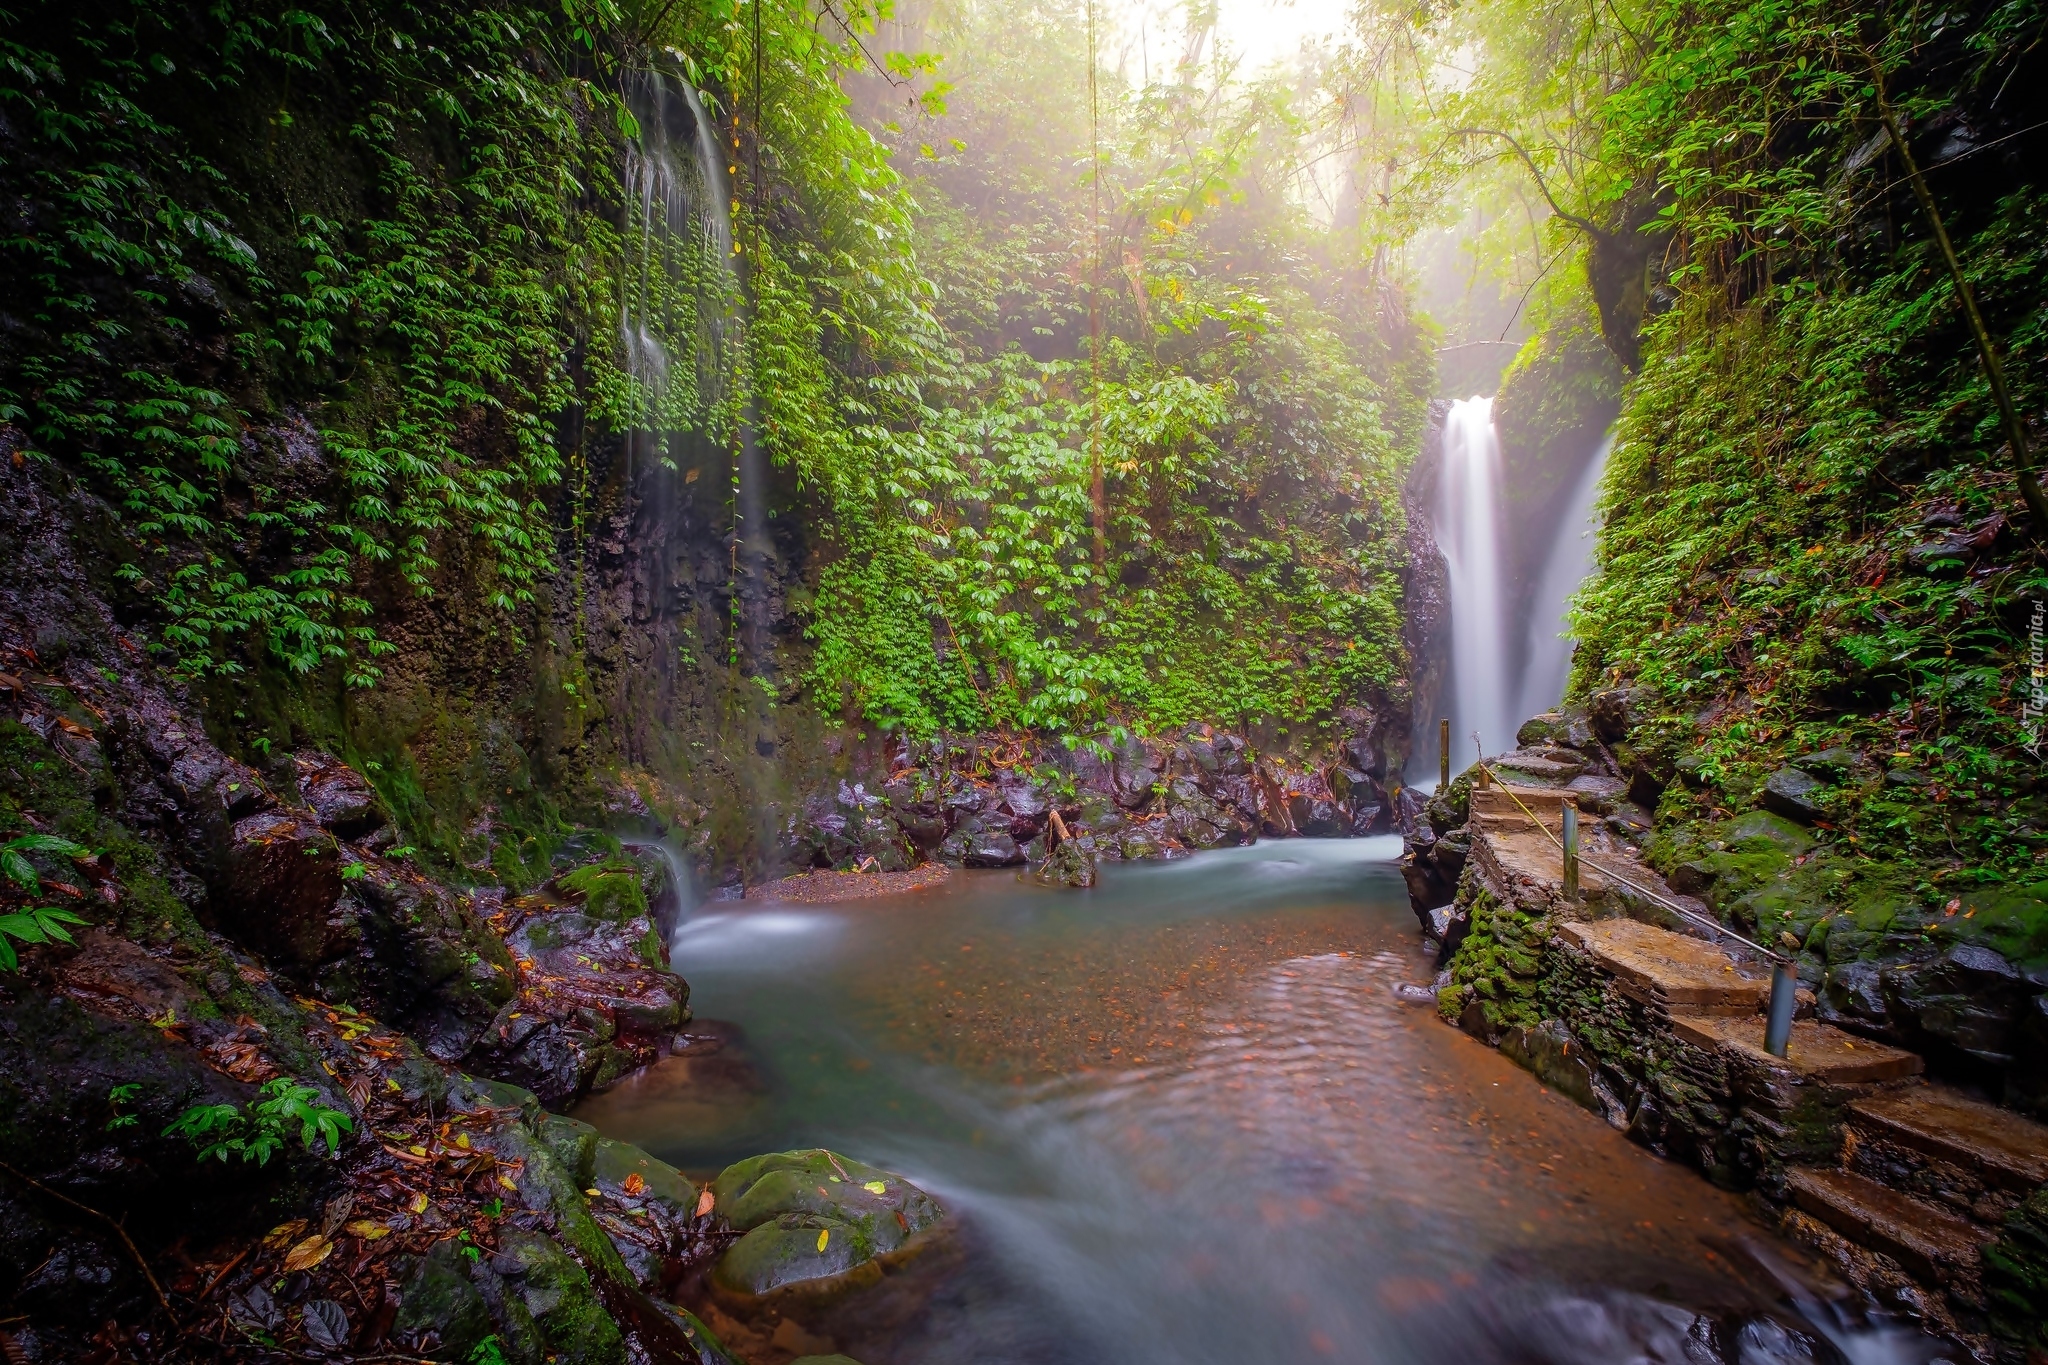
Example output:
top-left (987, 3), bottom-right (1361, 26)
top-left (1561, 800), bottom-right (1579, 901)
top-left (1439, 719), bottom-right (1450, 789)
top-left (1764, 961), bottom-right (1798, 1057)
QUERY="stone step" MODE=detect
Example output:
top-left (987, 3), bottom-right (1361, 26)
top-left (1848, 1084), bottom-right (2048, 1193)
top-left (1671, 1014), bottom-right (1923, 1083)
top-left (1470, 784), bottom-right (1571, 827)
top-left (1784, 1167), bottom-right (1989, 1280)
top-left (1558, 917), bottom-right (1772, 1014)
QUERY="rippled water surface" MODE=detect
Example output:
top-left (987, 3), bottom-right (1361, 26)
top-left (575, 839), bottom-right (1936, 1365)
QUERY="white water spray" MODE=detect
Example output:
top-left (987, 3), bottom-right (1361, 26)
top-left (1514, 430), bottom-right (1613, 723)
top-left (1437, 397), bottom-right (1512, 761)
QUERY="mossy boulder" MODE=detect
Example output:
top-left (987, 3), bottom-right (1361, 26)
top-left (554, 856), bottom-right (650, 922)
top-left (393, 1239), bottom-right (495, 1361)
top-left (709, 1149), bottom-right (944, 1301)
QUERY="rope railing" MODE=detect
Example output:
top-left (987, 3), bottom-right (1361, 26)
top-left (1470, 761), bottom-right (1801, 1057)
top-left (1474, 765), bottom-right (1794, 1064)
top-left (1473, 762), bottom-right (1787, 965)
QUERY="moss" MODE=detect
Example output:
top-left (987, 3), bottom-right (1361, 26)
top-left (1439, 886), bottom-right (1549, 1033)
top-left (555, 856), bottom-right (648, 922)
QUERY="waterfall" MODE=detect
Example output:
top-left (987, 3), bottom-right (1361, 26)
top-left (1513, 431), bottom-right (1613, 724)
top-left (622, 70), bottom-right (733, 434)
top-left (1437, 397), bottom-right (1512, 765)
top-left (621, 69), bottom-right (769, 668)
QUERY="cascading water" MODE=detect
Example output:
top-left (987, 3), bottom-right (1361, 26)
top-left (1513, 431), bottom-right (1613, 724)
top-left (621, 69), bottom-right (770, 668)
top-left (1436, 397), bottom-right (1513, 764)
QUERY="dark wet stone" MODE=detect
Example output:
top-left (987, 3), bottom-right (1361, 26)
top-left (294, 750), bottom-right (388, 837)
top-left (961, 830), bottom-right (1023, 867)
top-left (394, 1240), bottom-right (495, 1360)
top-left (1883, 943), bottom-right (2030, 1065)
top-left (1587, 687), bottom-right (1645, 741)
top-left (1789, 747), bottom-right (1858, 781)
top-left (1760, 767), bottom-right (1824, 824)
top-left (1032, 840), bottom-right (1096, 888)
top-left (219, 810), bottom-right (347, 966)
top-left (1402, 850), bottom-right (1451, 916)
top-left (1429, 828), bottom-right (1470, 884)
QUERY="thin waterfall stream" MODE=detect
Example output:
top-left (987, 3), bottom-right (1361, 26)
top-left (622, 67), bottom-right (771, 670)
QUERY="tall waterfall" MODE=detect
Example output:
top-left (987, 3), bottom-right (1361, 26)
top-left (621, 69), bottom-right (770, 668)
top-left (1513, 431), bottom-right (1613, 725)
top-left (622, 70), bottom-right (733, 432)
top-left (1431, 398), bottom-right (1612, 770)
top-left (1437, 397), bottom-right (1512, 765)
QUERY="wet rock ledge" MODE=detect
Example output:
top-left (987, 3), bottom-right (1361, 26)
top-left (769, 712), bottom-right (1423, 888)
top-left (0, 590), bottom-right (941, 1362)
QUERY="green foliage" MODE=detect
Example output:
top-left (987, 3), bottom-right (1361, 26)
top-left (165, 1078), bottom-right (353, 1164)
top-left (0, 0), bottom-right (643, 685)
top-left (797, 0), bottom-right (1430, 740)
top-left (0, 904), bottom-right (88, 971)
top-left (1, 830), bottom-right (87, 892)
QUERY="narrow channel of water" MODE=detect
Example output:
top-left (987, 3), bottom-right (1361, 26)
top-left (576, 840), bottom-right (1941, 1365)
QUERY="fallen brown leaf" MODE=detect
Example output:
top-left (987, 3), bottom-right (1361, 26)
top-left (622, 1173), bottom-right (645, 1197)
top-left (263, 1220), bottom-right (309, 1249)
top-left (281, 1234), bottom-right (332, 1273)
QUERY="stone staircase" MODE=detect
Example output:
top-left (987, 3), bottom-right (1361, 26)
top-left (1551, 907), bottom-right (2047, 1348)
top-left (1446, 785), bottom-right (2048, 1349)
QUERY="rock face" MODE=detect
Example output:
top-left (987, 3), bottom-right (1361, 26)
top-left (709, 1150), bottom-right (946, 1303)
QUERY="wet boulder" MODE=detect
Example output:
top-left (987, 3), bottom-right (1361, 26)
top-left (1587, 686), bottom-right (1645, 742)
top-left (217, 810), bottom-right (348, 967)
top-left (1032, 840), bottom-right (1096, 888)
top-left (1428, 828), bottom-right (1470, 885)
top-left (709, 1150), bottom-right (945, 1303)
top-left (1110, 736), bottom-right (1165, 809)
top-left (319, 866), bottom-right (516, 1050)
top-left (293, 750), bottom-right (388, 837)
top-left (1882, 942), bottom-right (2031, 1068)
top-left (1401, 850), bottom-right (1451, 916)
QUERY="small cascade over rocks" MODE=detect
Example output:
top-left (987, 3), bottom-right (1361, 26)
top-left (621, 68), bottom-right (735, 435)
top-left (620, 68), bottom-right (772, 666)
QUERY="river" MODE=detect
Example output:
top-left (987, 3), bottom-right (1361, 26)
top-left (576, 839), bottom-right (1938, 1365)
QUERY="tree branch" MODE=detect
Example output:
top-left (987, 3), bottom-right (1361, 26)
top-left (1452, 127), bottom-right (1605, 238)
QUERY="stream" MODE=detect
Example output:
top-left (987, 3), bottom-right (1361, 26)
top-left (576, 839), bottom-right (1943, 1365)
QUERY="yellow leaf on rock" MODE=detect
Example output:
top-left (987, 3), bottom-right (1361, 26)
top-left (816, 1228), bottom-right (829, 1252)
top-left (345, 1220), bottom-right (390, 1241)
top-left (282, 1234), bottom-right (333, 1273)
top-left (499, 1174), bottom-right (518, 1192)
top-left (585, 1188), bottom-right (601, 1198)
top-left (863, 1181), bottom-right (887, 1195)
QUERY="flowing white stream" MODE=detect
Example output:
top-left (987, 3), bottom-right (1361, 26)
top-left (1513, 431), bottom-right (1613, 724)
top-left (1433, 399), bottom-right (1612, 764)
top-left (1436, 398), bottom-right (1512, 762)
